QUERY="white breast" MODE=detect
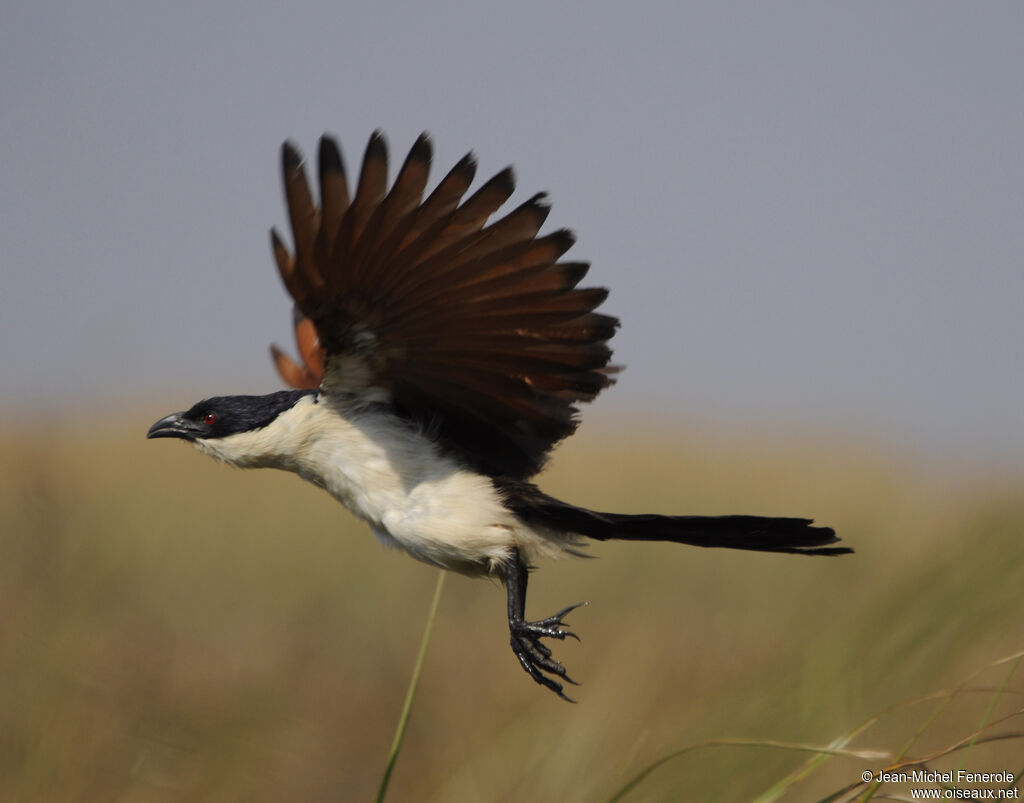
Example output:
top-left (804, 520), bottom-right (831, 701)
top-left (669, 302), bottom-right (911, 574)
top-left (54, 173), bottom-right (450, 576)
top-left (196, 394), bottom-right (569, 574)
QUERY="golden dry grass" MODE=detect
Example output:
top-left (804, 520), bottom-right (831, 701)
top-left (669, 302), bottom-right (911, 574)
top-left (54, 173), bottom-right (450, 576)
top-left (1, 412), bottom-right (1022, 801)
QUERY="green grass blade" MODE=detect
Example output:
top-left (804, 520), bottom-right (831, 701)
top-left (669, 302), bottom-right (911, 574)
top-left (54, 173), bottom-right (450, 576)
top-left (956, 652), bottom-right (1022, 775)
top-left (374, 569), bottom-right (446, 803)
top-left (860, 650), bottom-right (1024, 803)
top-left (604, 738), bottom-right (890, 803)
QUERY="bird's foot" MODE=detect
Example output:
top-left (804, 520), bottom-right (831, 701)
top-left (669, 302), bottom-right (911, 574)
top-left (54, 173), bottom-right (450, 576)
top-left (509, 602), bottom-right (585, 702)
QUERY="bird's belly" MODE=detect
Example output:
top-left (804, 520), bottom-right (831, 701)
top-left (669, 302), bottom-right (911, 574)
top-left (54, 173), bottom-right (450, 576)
top-left (293, 413), bottom-right (519, 575)
top-left (366, 469), bottom-right (519, 574)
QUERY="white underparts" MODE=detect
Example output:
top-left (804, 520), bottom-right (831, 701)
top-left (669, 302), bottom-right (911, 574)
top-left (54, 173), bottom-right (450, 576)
top-left (192, 394), bottom-right (579, 575)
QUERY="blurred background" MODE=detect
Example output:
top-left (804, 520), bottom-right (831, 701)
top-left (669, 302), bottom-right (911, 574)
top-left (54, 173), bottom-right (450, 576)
top-left (2, 2), bottom-right (1022, 800)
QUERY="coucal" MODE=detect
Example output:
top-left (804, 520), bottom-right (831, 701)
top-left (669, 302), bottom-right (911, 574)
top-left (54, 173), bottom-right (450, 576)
top-left (149, 131), bottom-right (850, 700)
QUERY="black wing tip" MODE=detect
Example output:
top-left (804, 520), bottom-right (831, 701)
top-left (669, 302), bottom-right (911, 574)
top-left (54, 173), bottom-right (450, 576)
top-left (587, 286), bottom-right (610, 307)
top-left (397, 131), bottom-right (433, 177)
top-left (318, 134), bottom-right (345, 177)
top-left (491, 165), bottom-right (516, 195)
top-left (560, 261), bottom-right (591, 287)
top-left (447, 151), bottom-right (478, 187)
top-left (282, 140), bottom-right (304, 172)
top-left (510, 192), bottom-right (552, 229)
top-left (592, 313), bottom-right (621, 339)
top-left (366, 129), bottom-right (388, 159)
top-left (410, 131), bottom-right (433, 159)
top-left (551, 227), bottom-right (577, 251)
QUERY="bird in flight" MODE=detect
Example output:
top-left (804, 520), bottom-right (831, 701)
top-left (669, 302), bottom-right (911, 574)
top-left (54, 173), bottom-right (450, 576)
top-left (148, 131), bottom-right (850, 700)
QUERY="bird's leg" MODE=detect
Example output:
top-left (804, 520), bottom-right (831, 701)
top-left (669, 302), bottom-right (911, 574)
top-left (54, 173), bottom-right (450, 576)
top-left (504, 547), bottom-right (584, 702)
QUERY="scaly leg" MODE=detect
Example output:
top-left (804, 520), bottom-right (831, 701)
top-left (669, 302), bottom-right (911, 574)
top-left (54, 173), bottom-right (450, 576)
top-left (504, 547), bottom-right (584, 702)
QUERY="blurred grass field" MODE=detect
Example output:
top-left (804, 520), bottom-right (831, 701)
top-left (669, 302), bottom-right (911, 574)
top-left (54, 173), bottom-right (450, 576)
top-left (1, 412), bottom-right (1022, 801)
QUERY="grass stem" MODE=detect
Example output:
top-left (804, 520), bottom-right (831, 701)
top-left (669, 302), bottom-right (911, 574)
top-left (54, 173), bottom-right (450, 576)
top-left (374, 570), bottom-right (447, 803)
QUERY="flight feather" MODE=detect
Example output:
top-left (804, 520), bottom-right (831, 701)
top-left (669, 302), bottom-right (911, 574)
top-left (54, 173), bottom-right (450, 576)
top-left (269, 132), bottom-right (619, 479)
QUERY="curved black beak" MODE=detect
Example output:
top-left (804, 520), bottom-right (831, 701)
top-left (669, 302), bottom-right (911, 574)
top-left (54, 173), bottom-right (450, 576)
top-left (147, 412), bottom-right (202, 441)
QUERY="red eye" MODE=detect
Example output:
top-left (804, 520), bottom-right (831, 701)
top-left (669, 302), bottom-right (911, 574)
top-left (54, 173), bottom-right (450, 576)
top-left (203, 412), bottom-right (216, 425)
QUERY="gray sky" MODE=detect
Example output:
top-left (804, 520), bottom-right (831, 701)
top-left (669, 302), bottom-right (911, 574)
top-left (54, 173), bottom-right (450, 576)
top-left (2, 2), bottom-right (1022, 467)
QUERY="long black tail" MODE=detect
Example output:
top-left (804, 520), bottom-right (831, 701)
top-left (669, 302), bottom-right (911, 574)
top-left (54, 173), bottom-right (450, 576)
top-left (581, 511), bottom-right (849, 555)
top-left (498, 481), bottom-right (851, 556)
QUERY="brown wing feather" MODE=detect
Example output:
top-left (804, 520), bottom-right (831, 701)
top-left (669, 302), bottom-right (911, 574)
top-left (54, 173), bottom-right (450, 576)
top-left (295, 315), bottom-right (325, 377)
top-left (270, 345), bottom-right (311, 389)
top-left (269, 310), bottom-right (326, 390)
top-left (268, 131), bottom-right (619, 478)
top-left (316, 136), bottom-right (349, 264)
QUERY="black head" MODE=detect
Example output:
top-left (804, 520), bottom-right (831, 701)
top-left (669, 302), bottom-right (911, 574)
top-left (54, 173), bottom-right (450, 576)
top-left (147, 390), bottom-right (315, 441)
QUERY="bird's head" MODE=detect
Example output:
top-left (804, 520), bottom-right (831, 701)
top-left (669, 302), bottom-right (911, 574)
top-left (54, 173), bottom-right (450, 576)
top-left (147, 390), bottom-right (317, 467)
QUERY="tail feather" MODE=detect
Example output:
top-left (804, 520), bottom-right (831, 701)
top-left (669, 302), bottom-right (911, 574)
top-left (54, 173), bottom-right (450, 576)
top-left (586, 512), bottom-right (850, 555)
top-left (497, 480), bottom-right (851, 556)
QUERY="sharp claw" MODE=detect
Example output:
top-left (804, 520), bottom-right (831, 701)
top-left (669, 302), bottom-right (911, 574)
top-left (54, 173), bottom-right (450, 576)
top-left (533, 668), bottom-right (576, 702)
top-left (509, 600), bottom-right (585, 701)
top-left (534, 602), bottom-right (587, 627)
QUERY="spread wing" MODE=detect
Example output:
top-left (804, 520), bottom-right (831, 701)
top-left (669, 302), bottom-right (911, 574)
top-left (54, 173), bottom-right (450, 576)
top-left (268, 131), bottom-right (618, 479)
